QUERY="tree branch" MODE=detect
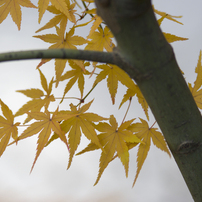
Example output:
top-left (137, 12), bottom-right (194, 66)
top-left (0, 49), bottom-right (115, 64)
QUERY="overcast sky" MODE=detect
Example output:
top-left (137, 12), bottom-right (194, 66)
top-left (0, 0), bottom-right (202, 201)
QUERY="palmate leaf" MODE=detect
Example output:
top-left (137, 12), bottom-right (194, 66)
top-left (15, 69), bottom-right (55, 122)
top-left (34, 26), bottom-right (88, 79)
top-left (77, 115), bottom-right (142, 185)
top-left (0, 0), bottom-right (36, 30)
top-left (58, 60), bottom-right (91, 99)
top-left (154, 7), bottom-right (183, 25)
top-left (189, 50), bottom-right (202, 109)
top-left (59, 100), bottom-right (108, 169)
top-left (87, 15), bottom-right (103, 39)
top-left (94, 64), bottom-right (137, 104)
top-left (127, 118), bottom-right (171, 186)
top-left (119, 83), bottom-right (149, 120)
top-left (156, 11), bottom-right (188, 44)
top-left (13, 108), bottom-right (74, 172)
top-left (0, 100), bottom-right (20, 156)
top-left (85, 26), bottom-right (115, 52)
top-left (36, 0), bottom-right (76, 33)
top-left (38, 0), bottom-right (73, 23)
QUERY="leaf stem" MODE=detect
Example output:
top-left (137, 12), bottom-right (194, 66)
top-left (150, 121), bottom-right (157, 129)
top-left (55, 97), bottom-right (80, 100)
top-left (76, 83), bottom-right (98, 107)
top-left (121, 97), bottom-right (132, 125)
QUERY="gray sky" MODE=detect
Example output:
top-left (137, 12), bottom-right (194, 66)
top-left (0, 0), bottom-right (202, 201)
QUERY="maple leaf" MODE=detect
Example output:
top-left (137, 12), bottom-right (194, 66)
top-left (119, 83), bottom-right (149, 120)
top-left (189, 50), bottom-right (202, 109)
top-left (34, 26), bottom-right (87, 77)
top-left (15, 69), bottom-right (55, 122)
top-left (164, 33), bottom-right (188, 43)
top-left (127, 118), bottom-right (171, 186)
top-left (85, 26), bottom-right (115, 52)
top-left (59, 100), bottom-right (107, 169)
top-left (58, 60), bottom-right (91, 99)
top-left (36, 1), bottom-right (76, 33)
top-left (157, 13), bottom-right (188, 43)
top-left (38, 0), bottom-right (72, 24)
top-left (13, 108), bottom-right (73, 172)
top-left (0, 0), bottom-right (36, 30)
top-left (154, 7), bottom-right (183, 25)
top-left (82, 0), bottom-right (94, 3)
top-left (0, 100), bottom-right (20, 156)
top-left (93, 64), bottom-right (137, 104)
top-left (78, 115), bottom-right (142, 185)
top-left (87, 15), bottom-right (103, 39)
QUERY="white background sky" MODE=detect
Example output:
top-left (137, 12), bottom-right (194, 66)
top-left (0, 0), bottom-right (201, 201)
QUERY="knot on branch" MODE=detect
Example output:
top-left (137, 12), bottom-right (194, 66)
top-left (176, 141), bottom-right (200, 154)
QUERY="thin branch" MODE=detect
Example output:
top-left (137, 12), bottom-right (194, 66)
top-left (0, 49), bottom-right (116, 64)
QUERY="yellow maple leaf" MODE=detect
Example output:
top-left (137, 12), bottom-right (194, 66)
top-left (119, 83), bottom-right (149, 120)
top-left (0, 0), bottom-right (36, 30)
top-left (34, 26), bottom-right (87, 77)
top-left (84, 8), bottom-right (96, 15)
top-left (14, 108), bottom-right (73, 172)
top-left (85, 26), bottom-right (115, 52)
top-left (156, 11), bottom-right (188, 44)
top-left (164, 33), bottom-right (188, 43)
top-left (0, 100), bottom-right (20, 156)
top-left (82, 0), bottom-right (94, 3)
top-left (77, 116), bottom-right (142, 185)
top-left (38, 0), bottom-right (72, 23)
top-left (59, 100), bottom-right (107, 169)
top-left (34, 26), bottom-right (87, 51)
top-left (189, 50), bottom-right (202, 109)
top-left (127, 118), bottom-right (171, 186)
top-left (36, 1), bottom-right (76, 33)
top-left (91, 115), bottom-right (142, 185)
top-left (93, 64), bottom-right (137, 104)
top-left (15, 69), bottom-right (55, 121)
top-left (87, 15), bottom-right (103, 39)
top-left (154, 7), bottom-right (183, 25)
top-left (58, 60), bottom-right (91, 99)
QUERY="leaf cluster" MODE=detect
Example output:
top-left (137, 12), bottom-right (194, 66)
top-left (1, 0), bottom-right (200, 186)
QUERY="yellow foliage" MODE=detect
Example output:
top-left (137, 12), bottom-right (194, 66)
top-left (94, 64), bottom-right (136, 104)
top-left (127, 118), bottom-right (171, 186)
top-left (15, 108), bottom-right (73, 172)
top-left (0, 100), bottom-right (20, 156)
top-left (15, 69), bottom-right (55, 122)
top-left (0, 0), bottom-right (197, 187)
top-left (0, 0), bottom-right (36, 30)
top-left (59, 100), bottom-right (108, 169)
top-left (85, 26), bottom-right (115, 52)
top-left (189, 51), bottom-right (202, 109)
top-left (77, 115), bottom-right (142, 185)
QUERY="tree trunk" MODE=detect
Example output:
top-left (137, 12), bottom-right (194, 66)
top-left (95, 0), bottom-right (202, 201)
